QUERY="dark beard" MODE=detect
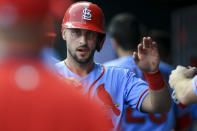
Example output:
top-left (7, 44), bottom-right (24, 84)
top-left (68, 47), bottom-right (96, 64)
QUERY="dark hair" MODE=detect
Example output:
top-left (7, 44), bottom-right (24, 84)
top-left (108, 13), bottom-right (144, 51)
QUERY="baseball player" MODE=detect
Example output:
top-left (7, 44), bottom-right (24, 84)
top-left (105, 13), bottom-right (192, 131)
top-left (0, 0), bottom-right (110, 130)
top-left (55, 1), bottom-right (171, 130)
top-left (169, 65), bottom-right (197, 105)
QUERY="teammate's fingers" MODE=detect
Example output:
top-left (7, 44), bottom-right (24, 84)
top-left (191, 67), bottom-right (197, 73)
top-left (147, 37), bottom-right (152, 46)
top-left (169, 74), bottom-right (175, 89)
top-left (133, 51), bottom-right (139, 63)
top-left (184, 67), bottom-right (197, 78)
top-left (143, 37), bottom-right (152, 48)
top-left (186, 66), bottom-right (192, 69)
top-left (152, 41), bottom-right (157, 49)
top-left (138, 43), bottom-right (143, 54)
top-left (143, 37), bottom-right (149, 48)
top-left (170, 66), bottom-right (183, 77)
top-left (186, 66), bottom-right (197, 71)
top-left (176, 65), bottom-right (185, 71)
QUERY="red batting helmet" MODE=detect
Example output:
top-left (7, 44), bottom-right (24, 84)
top-left (62, 1), bottom-right (106, 51)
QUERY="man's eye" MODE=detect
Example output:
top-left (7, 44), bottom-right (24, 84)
top-left (87, 31), bottom-right (96, 37)
top-left (70, 29), bottom-right (81, 37)
top-left (73, 30), bottom-right (80, 35)
top-left (87, 31), bottom-right (92, 35)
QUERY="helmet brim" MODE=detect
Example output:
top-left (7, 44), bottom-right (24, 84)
top-left (62, 22), bottom-right (105, 34)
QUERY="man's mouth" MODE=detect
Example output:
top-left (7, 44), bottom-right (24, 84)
top-left (77, 48), bottom-right (89, 55)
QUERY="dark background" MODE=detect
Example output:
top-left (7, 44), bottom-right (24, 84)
top-left (76, 0), bottom-right (197, 31)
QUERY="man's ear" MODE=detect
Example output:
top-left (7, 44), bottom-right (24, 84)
top-left (62, 29), bottom-right (66, 40)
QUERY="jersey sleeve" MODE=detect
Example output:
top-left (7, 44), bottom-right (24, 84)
top-left (123, 69), bottom-right (149, 112)
top-left (192, 75), bottom-right (197, 95)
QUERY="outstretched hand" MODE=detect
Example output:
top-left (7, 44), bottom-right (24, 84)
top-left (169, 65), bottom-right (197, 89)
top-left (133, 37), bottom-right (160, 73)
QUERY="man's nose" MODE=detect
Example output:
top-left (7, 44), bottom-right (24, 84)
top-left (78, 33), bottom-right (87, 45)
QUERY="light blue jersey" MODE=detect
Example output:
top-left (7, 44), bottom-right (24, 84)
top-left (190, 75), bottom-right (197, 131)
top-left (105, 56), bottom-right (192, 131)
top-left (104, 56), bottom-right (143, 79)
top-left (40, 47), bottom-right (60, 70)
top-left (192, 75), bottom-right (197, 95)
top-left (55, 61), bottom-right (149, 130)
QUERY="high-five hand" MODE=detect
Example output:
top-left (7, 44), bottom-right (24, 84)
top-left (133, 37), bottom-right (160, 73)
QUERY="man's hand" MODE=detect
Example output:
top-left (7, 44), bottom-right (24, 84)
top-left (169, 65), bottom-right (197, 105)
top-left (133, 37), bottom-right (159, 73)
top-left (169, 65), bottom-right (197, 89)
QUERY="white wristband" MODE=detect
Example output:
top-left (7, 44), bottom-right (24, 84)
top-left (192, 75), bottom-right (197, 95)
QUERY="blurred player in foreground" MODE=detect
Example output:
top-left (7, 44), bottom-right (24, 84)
top-left (56, 1), bottom-right (171, 130)
top-left (0, 0), bottom-right (110, 130)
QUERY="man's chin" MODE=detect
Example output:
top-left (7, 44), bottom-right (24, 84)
top-left (76, 57), bottom-right (91, 64)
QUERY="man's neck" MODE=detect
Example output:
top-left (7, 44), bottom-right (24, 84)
top-left (65, 58), bottom-right (95, 77)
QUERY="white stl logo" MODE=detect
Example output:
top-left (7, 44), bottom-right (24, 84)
top-left (82, 8), bottom-right (91, 20)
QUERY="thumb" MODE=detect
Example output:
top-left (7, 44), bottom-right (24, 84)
top-left (184, 67), bottom-right (197, 78)
top-left (133, 51), bottom-right (139, 64)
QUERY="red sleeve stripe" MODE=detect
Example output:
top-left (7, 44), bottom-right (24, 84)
top-left (136, 89), bottom-right (149, 110)
top-left (175, 113), bottom-right (192, 130)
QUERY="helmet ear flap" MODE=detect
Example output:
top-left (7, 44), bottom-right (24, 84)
top-left (96, 34), bottom-right (106, 52)
top-left (96, 43), bottom-right (100, 52)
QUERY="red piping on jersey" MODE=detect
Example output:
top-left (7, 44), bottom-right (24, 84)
top-left (136, 89), bottom-right (149, 110)
top-left (195, 78), bottom-right (197, 89)
top-left (88, 65), bottom-right (105, 97)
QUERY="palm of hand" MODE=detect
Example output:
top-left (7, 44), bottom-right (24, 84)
top-left (137, 46), bottom-right (159, 73)
top-left (133, 37), bottom-right (160, 73)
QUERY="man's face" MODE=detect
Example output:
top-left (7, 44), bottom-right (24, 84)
top-left (63, 28), bottom-right (98, 64)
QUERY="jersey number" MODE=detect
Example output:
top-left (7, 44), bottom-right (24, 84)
top-left (126, 107), bottom-right (166, 124)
